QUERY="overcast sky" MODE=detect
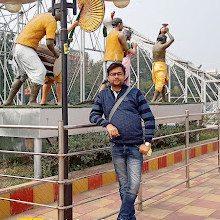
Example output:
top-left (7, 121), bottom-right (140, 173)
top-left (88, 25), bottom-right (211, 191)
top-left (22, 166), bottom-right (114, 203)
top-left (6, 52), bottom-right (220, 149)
top-left (104, 0), bottom-right (220, 72)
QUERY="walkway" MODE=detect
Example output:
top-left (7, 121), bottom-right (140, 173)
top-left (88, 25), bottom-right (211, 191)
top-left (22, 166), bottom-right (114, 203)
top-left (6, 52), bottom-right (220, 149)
top-left (6, 151), bottom-right (220, 220)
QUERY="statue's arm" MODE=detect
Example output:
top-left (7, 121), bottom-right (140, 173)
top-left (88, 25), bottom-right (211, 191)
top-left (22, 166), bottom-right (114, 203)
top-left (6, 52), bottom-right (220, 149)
top-left (118, 32), bottom-right (129, 56)
top-left (162, 31), bottom-right (174, 49)
top-left (129, 43), bottom-right (138, 55)
top-left (46, 39), bottom-right (59, 58)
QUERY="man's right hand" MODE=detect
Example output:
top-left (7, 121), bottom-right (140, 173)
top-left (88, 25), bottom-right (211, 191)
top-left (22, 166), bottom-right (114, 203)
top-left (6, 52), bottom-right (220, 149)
top-left (106, 124), bottom-right (120, 139)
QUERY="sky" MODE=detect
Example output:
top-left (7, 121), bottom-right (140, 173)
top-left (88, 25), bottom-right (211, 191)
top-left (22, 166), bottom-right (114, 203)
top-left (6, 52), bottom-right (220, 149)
top-left (104, 0), bottom-right (220, 72)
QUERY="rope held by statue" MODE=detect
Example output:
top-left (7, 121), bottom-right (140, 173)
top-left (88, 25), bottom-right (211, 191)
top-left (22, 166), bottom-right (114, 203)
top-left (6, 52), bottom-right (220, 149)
top-left (68, 8), bottom-right (83, 47)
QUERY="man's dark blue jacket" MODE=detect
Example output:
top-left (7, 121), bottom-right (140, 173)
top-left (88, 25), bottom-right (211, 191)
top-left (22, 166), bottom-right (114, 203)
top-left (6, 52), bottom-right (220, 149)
top-left (89, 85), bottom-right (155, 145)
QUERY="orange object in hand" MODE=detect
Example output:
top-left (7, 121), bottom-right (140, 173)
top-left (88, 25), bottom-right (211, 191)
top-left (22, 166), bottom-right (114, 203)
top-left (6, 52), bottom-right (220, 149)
top-left (160, 23), bottom-right (168, 34)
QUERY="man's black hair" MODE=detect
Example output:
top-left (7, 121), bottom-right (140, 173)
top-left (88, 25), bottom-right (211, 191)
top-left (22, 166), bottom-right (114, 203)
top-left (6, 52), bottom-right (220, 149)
top-left (157, 34), bottom-right (167, 42)
top-left (48, 7), bottom-right (62, 14)
top-left (112, 18), bottom-right (123, 28)
top-left (107, 62), bottom-right (126, 75)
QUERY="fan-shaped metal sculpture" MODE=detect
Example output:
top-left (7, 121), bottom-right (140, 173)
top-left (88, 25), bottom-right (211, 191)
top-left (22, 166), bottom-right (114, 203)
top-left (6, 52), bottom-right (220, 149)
top-left (78, 0), bottom-right (105, 32)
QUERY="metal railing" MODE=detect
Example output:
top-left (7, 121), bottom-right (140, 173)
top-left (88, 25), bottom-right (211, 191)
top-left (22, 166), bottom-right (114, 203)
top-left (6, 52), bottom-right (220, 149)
top-left (96, 110), bottom-right (220, 219)
top-left (0, 110), bottom-right (219, 220)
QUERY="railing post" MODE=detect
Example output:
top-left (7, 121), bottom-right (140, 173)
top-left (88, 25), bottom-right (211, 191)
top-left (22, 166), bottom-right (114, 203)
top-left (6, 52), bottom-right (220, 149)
top-left (185, 110), bottom-right (190, 188)
top-left (58, 120), bottom-right (65, 220)
top-left (137, 46), bottom-right (140, 89)
top-left (137, 178), bottom-right (143, 211)
top-left (218, 108), bottom-right (220, 173)
top-left (34, 138), bottom-right (42, 179)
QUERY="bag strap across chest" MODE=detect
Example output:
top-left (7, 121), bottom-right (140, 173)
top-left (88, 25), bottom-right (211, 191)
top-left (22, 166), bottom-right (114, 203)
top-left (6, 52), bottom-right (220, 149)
top-left (109, 87), bottom-right (132, 122)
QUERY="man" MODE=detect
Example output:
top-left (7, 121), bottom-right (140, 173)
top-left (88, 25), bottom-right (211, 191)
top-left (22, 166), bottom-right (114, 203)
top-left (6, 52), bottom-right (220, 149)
top-left (3, 9), bottom-right (61, 106)
top-left (100, 18), bottom-right (128, 91)
top-left (90, 62), bottom-right (155, 220)
top-left (152, 27), bottom-right (174, 102)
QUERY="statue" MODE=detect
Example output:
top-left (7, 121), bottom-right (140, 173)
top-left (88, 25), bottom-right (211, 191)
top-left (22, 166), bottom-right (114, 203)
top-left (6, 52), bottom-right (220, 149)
top-left (40, 8), bottom-right (79, 106)
top-left (3, 9), bottom-right (61, 106)
top-left (151, 25), bottom-right (174, 102)
top-left (100, 17), bottom-right (128, 91)
top-left (122, 29), bottom-right (138, 86)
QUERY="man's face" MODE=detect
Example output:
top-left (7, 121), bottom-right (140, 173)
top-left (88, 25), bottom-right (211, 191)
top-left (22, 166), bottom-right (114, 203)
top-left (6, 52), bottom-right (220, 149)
top-left (119, 23), bottom-right (123, 31)
top-left (107, 66), bottom-right (125, 87)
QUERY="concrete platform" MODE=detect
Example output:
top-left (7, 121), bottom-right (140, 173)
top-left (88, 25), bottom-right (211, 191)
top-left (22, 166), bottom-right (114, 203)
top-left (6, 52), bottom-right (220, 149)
top-left (0, 103), bottom-right (202, 138)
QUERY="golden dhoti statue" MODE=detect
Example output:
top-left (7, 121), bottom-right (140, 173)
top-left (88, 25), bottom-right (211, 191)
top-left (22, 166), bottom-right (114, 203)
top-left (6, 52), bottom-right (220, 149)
top-left (152, 62), bottom-right (169, 92)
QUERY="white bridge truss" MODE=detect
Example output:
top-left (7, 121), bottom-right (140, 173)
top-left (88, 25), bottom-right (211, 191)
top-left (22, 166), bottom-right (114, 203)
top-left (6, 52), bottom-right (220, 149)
top-left (0, 1), bottom-right (219, 125)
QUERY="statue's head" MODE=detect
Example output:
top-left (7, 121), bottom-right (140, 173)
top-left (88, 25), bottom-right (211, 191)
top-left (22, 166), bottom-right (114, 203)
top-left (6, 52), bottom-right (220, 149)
top-left (112, 18), bottom-right (123, 31)
top-left (157, 34), bottom-right (167, 44)
top-left (124, 29), bottom-right (132, 41)
top-left (55, 8), bottom-right (62, 21)
top-left (48, 7), bottom-right (62, 21)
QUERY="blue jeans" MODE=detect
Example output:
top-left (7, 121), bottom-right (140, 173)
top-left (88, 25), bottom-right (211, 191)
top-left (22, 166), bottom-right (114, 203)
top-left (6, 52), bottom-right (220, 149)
top-left (111, 144), bottom-right (143, 220)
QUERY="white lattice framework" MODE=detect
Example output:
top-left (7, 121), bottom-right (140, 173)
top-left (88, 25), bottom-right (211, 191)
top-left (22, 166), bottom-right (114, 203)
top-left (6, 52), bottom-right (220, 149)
top-left (0, 0), bottom-right (219, 126)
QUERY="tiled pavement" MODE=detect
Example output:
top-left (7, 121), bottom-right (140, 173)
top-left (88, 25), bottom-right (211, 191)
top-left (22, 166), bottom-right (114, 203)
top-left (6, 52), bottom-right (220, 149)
top-left (6, 151), bottom-right (220, 220)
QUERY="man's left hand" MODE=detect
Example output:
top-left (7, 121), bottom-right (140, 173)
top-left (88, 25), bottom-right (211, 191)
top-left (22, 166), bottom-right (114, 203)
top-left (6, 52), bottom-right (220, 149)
top-left (139, 144), bottom-right (151, 155)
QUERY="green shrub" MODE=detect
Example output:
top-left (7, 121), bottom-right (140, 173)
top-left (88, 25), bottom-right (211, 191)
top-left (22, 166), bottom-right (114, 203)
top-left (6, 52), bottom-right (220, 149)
top-left (41, 132), bottom-right (111, 176)
top-left (68, 132), bottom-right (111, 172)
top-left (152, 121), bottom-right (202, 151)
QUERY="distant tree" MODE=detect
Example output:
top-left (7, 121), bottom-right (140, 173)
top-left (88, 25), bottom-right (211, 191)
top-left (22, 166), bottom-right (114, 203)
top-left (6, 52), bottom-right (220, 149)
top-left (173, 85), bottom-right (180, 96)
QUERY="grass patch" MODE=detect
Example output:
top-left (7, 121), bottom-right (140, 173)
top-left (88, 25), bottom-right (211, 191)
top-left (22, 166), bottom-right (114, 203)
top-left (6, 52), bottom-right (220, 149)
top-left (200, 130), bottom-right (218, 140)
top-left (0, 158), bottom-right (33, 188)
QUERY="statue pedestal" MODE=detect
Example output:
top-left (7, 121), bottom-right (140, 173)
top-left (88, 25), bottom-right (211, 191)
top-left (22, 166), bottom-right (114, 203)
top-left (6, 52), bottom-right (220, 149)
top-left (0, 103), bottom-right (203, 138)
